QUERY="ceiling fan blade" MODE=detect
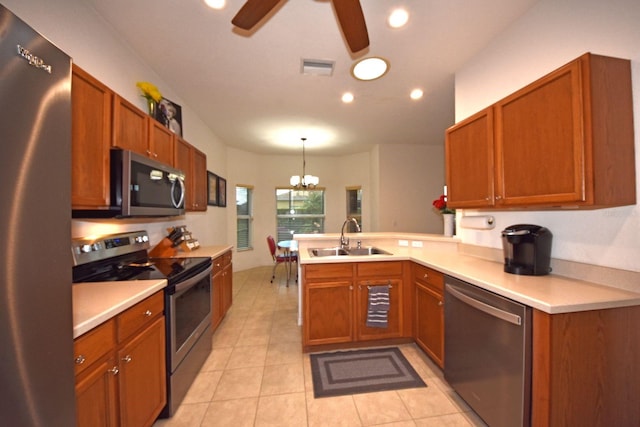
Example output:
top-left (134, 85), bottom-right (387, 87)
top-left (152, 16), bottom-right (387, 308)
top-left (232, 0), bottom-right (282, 30)
top-left (332, 0), bottom-right (369, 52)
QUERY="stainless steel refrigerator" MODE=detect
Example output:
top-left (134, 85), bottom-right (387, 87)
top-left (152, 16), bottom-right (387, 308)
top-left (0, 4), bottom-right (76, 426)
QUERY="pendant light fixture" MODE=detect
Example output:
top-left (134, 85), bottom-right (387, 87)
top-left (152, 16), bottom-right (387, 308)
top-left (290, 137), bottom-right (319, 189)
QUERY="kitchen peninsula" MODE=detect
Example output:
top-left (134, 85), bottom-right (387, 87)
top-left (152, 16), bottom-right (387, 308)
top-left (295, 232), bottom-right (640, 426)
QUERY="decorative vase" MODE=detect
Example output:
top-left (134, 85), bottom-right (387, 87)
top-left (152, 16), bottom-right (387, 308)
top-left (443, 213), bottom-right (455, 237)
top-left (146, 97), bottom-right (156, 117)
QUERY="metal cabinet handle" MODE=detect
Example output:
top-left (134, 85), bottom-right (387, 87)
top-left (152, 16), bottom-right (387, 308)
top-left (121, 355), bottom-right (132, 363)
top-left (75, 355), bottom-right (86, 365)
top-left (108, 366), bottom-right (119, 376)
top-left (438, 301), bottom-right (443, 306)
top-left (423, 273), bottom-right (428, 279)
top-left (143, 310), bottom-right (152, 317)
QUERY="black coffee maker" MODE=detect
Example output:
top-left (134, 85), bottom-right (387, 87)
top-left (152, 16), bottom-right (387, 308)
top-left (501, 224), bottom-right (552, 276)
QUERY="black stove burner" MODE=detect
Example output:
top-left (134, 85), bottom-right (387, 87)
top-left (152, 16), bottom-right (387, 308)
top-left (72, 249), bottom-right (211, 287)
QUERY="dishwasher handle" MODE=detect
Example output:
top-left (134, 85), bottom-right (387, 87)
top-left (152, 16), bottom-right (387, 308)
top-left (445, 284), bottom-right (522, 326)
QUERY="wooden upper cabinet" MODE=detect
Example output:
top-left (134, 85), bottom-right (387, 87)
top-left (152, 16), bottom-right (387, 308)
top-left (112, 95), bottom-right (149, 155)
top-left (174, 137), bottom-right (207, 211)
top-left (148, 119), bottom-right (175, 165)
top-left (192, 147), bottom-right (207, 211)
top-left (445, 108), bottom-right (495, 208)
top-left (446, 53), bottom-right (636, 209)
top-left (71, 65), bottom-right (113, 209)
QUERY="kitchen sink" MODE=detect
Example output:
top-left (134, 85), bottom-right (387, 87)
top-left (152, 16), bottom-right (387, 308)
top-left (309, 247), bottom-right (349, 257)
top-left (308, 246), bottom-right (392, 257)
top-left (346, 247), bottom-right (392, 256)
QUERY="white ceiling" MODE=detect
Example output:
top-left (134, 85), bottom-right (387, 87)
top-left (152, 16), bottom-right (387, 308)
top-left (85, 0), bottom-right (538, 156)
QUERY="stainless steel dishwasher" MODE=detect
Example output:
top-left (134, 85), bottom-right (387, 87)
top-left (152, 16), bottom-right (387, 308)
top-left (444, 276), bottom-right (532, 427)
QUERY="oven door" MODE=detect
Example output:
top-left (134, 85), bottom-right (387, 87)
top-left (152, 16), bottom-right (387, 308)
top-left (167, 263), bottom-right (212, 372)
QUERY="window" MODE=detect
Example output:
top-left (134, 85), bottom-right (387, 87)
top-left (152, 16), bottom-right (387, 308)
top-left (346, 186), bottom-right (362, 232)
top-left (276, 188), bottom-right (325, 241)
top-left (236, 185), bottom-right (253, 250)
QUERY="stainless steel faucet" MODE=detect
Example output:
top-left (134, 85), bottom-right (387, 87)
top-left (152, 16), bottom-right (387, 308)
top-left (340, 217), bottom-right (361, 248)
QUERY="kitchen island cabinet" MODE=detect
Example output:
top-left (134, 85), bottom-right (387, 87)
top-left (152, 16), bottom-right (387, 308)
top-left (413, 263), bottom-right (444, 368)
top-left (74, 291), bottom-right (166, 427)
top-left (71, 65), bottom-right (112, 209)
top-left (302, 261), bottom-right (409, 351)
top-left (446, 52), bottom-right (635, 209)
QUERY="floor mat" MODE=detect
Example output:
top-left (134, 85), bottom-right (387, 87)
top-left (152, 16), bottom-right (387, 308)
top-left (310, 347), bottom-right (426, 398)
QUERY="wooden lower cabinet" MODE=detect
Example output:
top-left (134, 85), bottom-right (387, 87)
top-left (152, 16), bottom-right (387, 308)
top-left (74, 292), bottom-right (166, 427)
top-left (412, 263), bottom-right (444, 368)
top-left (211, 250), bottom-right (233, 330)
top-left (303, 261), bottom-right (407, 349)
top-left (532, 306), bottom-right (640, 426)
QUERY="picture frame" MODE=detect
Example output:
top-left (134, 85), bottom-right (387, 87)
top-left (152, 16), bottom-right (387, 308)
top-left (155, 97), bottom-right (183, 137)
top-left (217, 176), bottom-right (227, 207)
top-left (207, 171), bottom-right (218, 206)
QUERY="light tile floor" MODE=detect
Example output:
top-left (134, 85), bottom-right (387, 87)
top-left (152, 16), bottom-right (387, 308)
top-left (154, 266), bottom-right (487, 427)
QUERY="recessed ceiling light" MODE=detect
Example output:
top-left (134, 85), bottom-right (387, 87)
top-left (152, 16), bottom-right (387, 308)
top-left (342, 92), bottom-right (354, 103)
top-left (204, 0), bottom-right (225, 10)
top-left (351, 57), bottom-right (390, 81)
top-left (388, 9), bottom-right (409, 28)
top-left (410, 88), bottom-right (424, 100)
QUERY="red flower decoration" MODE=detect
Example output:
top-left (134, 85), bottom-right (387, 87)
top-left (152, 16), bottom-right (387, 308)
top-left (432, 194), bottom-right (454, 214)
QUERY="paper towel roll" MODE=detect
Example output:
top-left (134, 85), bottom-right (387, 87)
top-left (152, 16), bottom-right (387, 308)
top-left (459, 215), bottom-right (495, 230)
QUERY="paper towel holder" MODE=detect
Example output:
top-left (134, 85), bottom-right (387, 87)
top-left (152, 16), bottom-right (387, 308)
top-left (459, 215), bottom-right (495, 230)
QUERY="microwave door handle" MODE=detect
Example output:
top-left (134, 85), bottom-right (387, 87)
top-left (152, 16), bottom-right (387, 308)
top-left (171, 176), bottom-right (185, 208)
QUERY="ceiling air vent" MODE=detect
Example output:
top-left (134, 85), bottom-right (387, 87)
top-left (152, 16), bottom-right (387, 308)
top-left (301, 59), bottom-right (335, 76)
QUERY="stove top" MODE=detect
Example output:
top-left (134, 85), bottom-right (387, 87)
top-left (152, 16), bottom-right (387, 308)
top-left (71, 231), bottom-right (211, 286)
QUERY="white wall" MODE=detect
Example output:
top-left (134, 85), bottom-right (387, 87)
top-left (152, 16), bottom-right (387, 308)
top-left (226, 147), bottom-right (372, 271)
top-left (454, 0), bottom-right (640, 272)
top-left (4, 0), bottom-right (228, 247)
top-left (374, 144), bottom-right (445, 234)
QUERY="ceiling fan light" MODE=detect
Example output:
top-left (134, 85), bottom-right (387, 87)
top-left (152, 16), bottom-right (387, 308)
top-left (351, 57), bottom-right (390, 81)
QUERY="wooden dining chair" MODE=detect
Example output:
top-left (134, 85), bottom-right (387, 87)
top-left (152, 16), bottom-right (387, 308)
top-left (267, 235), bottom-right (297, 284)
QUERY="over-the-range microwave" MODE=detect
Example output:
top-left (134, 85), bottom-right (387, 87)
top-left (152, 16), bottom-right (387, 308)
top-left (73, 149), bottom-right (185, 218)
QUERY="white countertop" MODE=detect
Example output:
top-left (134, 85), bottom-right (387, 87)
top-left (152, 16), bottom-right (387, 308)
top-left (72, 280), bottom-right (166, 338)
top-left (296, 236), bottom-right (640, 314)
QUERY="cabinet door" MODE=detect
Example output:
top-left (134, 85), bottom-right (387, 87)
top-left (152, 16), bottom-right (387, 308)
top-left (113, 95), bottom-right (149, 156)
top-left (304, 281), bottom-right (354, 346)
top-left (118, 317), bottom-right (166, 427)
top-left (174, 136), bottom-right (192, 206)
top-left (75, 358), bottom-right (118, 427)
top-left (222, 263), bottom-right (233, 315)
top-left (445, 108), bottom-right (495, 208)
top-left (148, 119), bottom-right (174, 165)
top-left (192, 147), bottom-right (207, 211)
top-left (495, 60), bottom-right (584, 206)
top-left (415, 282), bottom-right (444, 368)
top-left (71, 66), bottom-right (112, 209)
top-left (356, 279), bottom-right (403, 341)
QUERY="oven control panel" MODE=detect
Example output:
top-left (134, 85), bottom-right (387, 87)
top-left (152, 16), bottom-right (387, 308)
top-left (71, 230), bottom-right (150, 266)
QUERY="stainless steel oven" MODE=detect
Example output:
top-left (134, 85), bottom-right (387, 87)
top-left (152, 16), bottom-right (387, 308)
top-left (162, 260), bottom-right (212, 417)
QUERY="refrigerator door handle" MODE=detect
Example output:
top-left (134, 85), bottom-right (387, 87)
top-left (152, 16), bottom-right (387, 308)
top-left (445, 284), bottom-right (522, 325)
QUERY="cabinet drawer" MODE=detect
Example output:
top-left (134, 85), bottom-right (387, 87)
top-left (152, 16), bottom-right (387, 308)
top-left (222, 251), bottom-right (232, 266)
top-left (356, 261), bottom-right (403, 278)
top-left (212, 255), bottom-right (224, 275)
top-left (304, 263), bottom-right (353, 280)
top-left (413, 263), bottom-right (444, 293)
top-left (74, 319), bottom-right (115, 376)
top-left (117, 292), bottom-right (164, 343)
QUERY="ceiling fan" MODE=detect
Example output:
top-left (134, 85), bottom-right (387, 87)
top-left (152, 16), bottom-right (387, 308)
top-left (231, 0), bottom-right (369, 53)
